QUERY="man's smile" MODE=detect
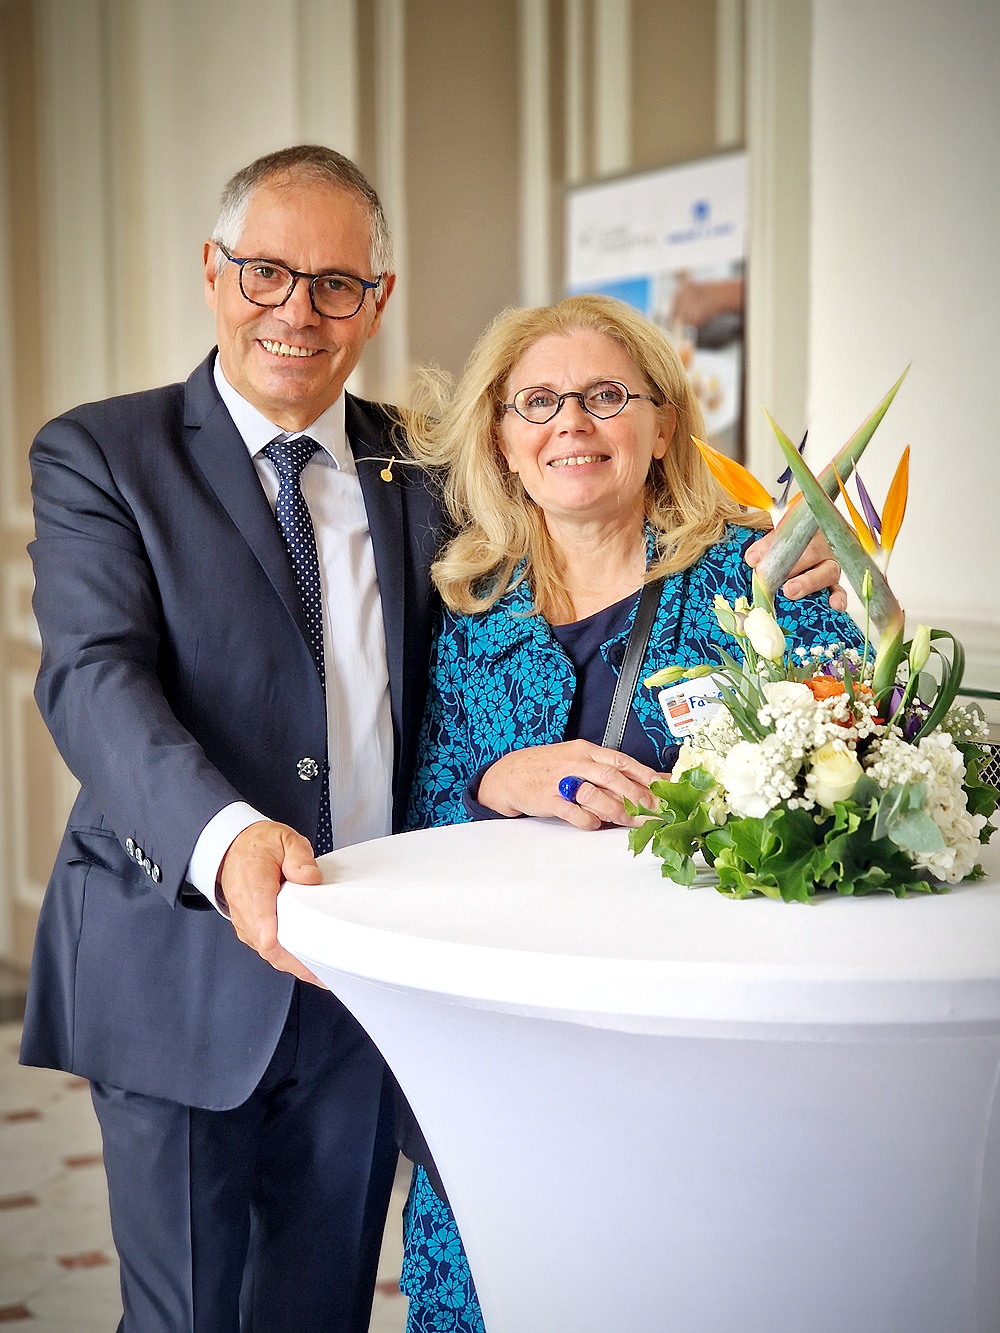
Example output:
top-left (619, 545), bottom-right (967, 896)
top-left (259, 339), bottom-right (321, 358)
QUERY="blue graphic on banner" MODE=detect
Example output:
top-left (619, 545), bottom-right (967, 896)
top-left (568, 274), bottom-right (652, 316)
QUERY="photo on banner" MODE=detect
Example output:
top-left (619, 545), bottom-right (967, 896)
top-left (566, 150), bottom-right (747, 460)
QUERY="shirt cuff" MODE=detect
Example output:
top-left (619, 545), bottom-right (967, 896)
top-left (187, 803), bottom-right (267, 915)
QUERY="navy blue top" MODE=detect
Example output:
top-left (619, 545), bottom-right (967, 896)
top-left (463, 592), bottom-right (672, 818)
top-left (550, 593), bottom-right (664, 770)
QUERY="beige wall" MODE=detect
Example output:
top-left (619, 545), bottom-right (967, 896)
top-left (403, 0), bottom-right (520, 379)
top-left (0, 0), bottom-right (721, 963)
top-left (632, 0), bottom-right (719, 171)
top-left (807, 0), bottom-right (1000, 664)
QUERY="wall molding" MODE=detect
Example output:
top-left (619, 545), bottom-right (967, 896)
top-left (0, 54), bottom-right (31, 533)
top-left (372, 0), bottom-right (408, 399)
top-left (2, 564), bottom-right (38, 649)
top-left (35, 0), bottom-right (114, 417)
top-left (715, 0), bottom-right (745, 148)
top-left (296, 0), bottom-right (359, 152)
top-left (593, 0), bottom-right (630, 178)
top-left (517, 0), bottom-right (552, 306)
top-left (8, 667), bottom-right (77, 914)
top-left (563, 0), bottom-right (587, 187)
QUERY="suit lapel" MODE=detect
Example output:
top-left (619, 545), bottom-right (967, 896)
top-left (346, 395), bottom-right (407, 741)
top-left (183, 355), bottom-right (311, 645)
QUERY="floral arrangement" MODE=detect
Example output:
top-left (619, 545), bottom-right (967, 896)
top-left (628, 374), bottom-right (998, 900)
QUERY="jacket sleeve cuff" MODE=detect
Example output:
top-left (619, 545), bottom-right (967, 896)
top-left (461, 764), bottom-right (515, 822)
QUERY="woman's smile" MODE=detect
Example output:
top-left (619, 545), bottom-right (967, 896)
top-left (547, 452), bottom-right (610, 468)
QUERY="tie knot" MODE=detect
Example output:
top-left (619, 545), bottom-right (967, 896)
top-left (264, 436), bottom-right (320, 480)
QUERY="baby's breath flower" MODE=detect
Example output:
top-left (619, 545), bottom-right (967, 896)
top-left (865, 729), bottom-right (987, 883)
top-left (943, 704), bottom-right (989, 745)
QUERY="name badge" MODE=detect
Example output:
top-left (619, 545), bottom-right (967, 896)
top-left (657, 675), bottom-right (723, 738)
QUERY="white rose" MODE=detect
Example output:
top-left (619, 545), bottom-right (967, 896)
top-left (808, 741), bottom-right (863, 809)
top-left (744, 608), bottom-right (787, 661)
top-left (762, 680), bottom-right (814, 712)
top-left (720, 741), bottom-right (776, 819)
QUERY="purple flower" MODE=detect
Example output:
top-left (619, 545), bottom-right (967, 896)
top-left (901, 701), bottom-right (930, 742)
top-left (855, 473), bottom-right (883, 540)
top-left (774, 431), bottom-right (808, 509)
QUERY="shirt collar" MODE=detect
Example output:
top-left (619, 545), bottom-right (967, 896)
top-left (212, 353), bottom-right (352, 473)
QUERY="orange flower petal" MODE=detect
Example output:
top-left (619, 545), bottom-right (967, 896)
top-left (805, 676), bottom-right (846, 700)
top-left (835, 473), bottom-right (878, 556)
top-left (692, 437), bottom-right (774, 511)
top-left (881, 445), bottom-right (910, 553)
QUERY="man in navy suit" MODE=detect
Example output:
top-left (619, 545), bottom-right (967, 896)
top-left (20, 145), bottom-right (440, 1331)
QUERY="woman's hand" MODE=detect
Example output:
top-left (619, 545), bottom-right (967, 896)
top-left (477, 741), bottom-right (664, 831)
top-left (745, 529), bottom-right (847, 611)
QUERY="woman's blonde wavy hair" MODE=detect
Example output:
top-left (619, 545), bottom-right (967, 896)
top-left (402, 293), bottom-right (766, 621)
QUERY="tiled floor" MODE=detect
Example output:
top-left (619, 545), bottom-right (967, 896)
top-left (0, 1020), bottom-right (409, 1331)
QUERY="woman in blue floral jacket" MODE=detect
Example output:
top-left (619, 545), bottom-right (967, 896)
top-left (396, 294), bottom-right (857, 1332)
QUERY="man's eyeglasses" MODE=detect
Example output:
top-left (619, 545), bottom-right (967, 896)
top-left (216, 243), bottom-right (382, 320)
top-left (502, 380), bottom-right (661, 424)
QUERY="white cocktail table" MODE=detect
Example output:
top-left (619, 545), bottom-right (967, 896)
top-left (278, 819), bottom-right (1000, 1333)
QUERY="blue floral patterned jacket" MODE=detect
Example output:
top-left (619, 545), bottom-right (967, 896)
top-left (406, 524), bottom-right (862, 830)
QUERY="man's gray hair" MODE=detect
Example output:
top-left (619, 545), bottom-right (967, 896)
top-left (211, 144), bottom-right (393, 277)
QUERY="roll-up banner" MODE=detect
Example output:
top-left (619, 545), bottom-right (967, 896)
top-left (566, 150), bottom-right (747, 458)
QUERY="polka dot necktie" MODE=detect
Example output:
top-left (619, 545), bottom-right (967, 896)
top-left (264, 437), bottom-right (334, 856)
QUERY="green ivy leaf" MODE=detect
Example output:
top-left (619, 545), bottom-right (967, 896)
top-left (626, 769), bottom-right (719, 883)
top-left (823, 813), bottom-right (941, 896)
top-left (626, 817), bottom-right (659, 855)
top-left (654, 845), bottom-right (698, 887)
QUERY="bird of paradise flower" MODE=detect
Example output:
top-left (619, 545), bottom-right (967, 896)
top-left (692, 371), bottom-right (964, 736)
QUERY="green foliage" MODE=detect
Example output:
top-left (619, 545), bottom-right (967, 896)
top-left (911, 631), bottom-right (965, 739)
top-left (629, 770), bottom-right (952, 902)
top-left (627, 770), bottom-right (717, 885)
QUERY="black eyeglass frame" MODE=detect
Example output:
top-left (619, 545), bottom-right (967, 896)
top-left (216, 243), bottom-right (383, 320)
top-left (501, 380), bottom-right (662, 424)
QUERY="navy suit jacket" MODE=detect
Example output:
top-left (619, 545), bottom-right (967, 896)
top-left (20, 352), bottom-right (442, 1110)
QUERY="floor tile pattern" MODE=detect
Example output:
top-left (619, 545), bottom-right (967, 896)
top-left (0, 1022), bottom-right (408, 1331)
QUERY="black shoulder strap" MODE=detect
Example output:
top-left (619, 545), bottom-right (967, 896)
top-left (601, 576), bottom-right (665, 752)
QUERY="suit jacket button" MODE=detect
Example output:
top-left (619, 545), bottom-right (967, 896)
top-left (297, 757), bottom-right (320, 781)
top-left (151, 864), bottom-right (161, 883)
top-left (125, 838), bottom-right (136, 856)
top-left (133, 844), bottom-right (144, 862)
top-left (142, 857), bottom-right (152, 874)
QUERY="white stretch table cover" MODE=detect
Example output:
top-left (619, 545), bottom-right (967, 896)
top-left (278, 820), bottom-right (1000, 1333)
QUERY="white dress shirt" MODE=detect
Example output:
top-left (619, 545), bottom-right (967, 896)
top-left (186, 358), bottom-right (393, 906)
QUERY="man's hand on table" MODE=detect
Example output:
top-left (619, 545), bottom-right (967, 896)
top-left (218, 821), bottom-right (324, 985)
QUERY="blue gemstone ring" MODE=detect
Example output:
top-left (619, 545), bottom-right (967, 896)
top-left (558, 775), bottom-right (585, 804)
